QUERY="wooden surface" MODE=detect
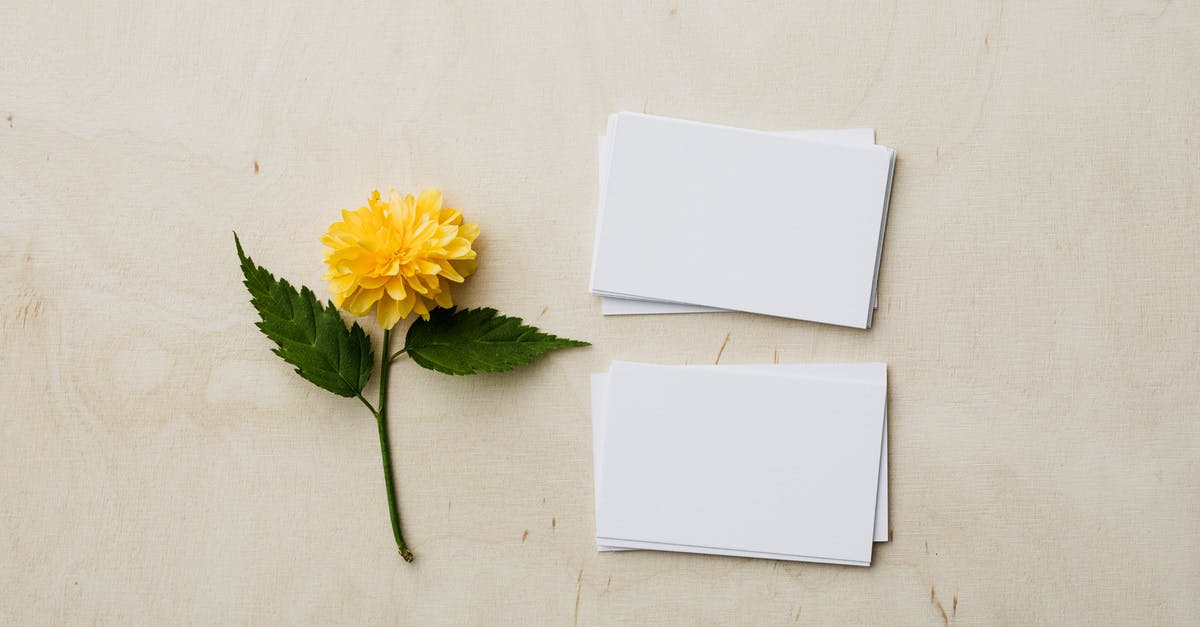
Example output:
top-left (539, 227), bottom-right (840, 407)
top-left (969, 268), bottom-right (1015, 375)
top-left (2, 2), bottom-right (1198, 624)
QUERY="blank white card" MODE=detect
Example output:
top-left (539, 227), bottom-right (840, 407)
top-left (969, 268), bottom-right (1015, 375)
top-left (595, 362), bottom-right (886, 565)
top-left (591, 113), bottom-right (894, 328)
top-left (591, 364), bottom-right (889, 550)
top-left (597, 126), bottom-right (881, 316)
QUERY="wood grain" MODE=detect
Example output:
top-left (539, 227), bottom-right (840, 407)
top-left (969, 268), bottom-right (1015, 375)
top-left (1, 1), bottom-right (1198, 624)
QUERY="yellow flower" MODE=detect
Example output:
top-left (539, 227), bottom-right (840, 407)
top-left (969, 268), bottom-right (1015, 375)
top-left (321, 188), bottom-right (479, 329)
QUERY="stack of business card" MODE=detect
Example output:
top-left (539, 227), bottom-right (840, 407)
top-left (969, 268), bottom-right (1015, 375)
top-left (590, 113), bottom-right (896, 328)
top-left (591, 361), bottom-right (888, 566)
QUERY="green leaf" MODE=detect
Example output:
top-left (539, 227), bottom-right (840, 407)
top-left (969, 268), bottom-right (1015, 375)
top-left (403, 307), bottom-right (589, 375)
top-left (234, 233), bottom-right (374, 397)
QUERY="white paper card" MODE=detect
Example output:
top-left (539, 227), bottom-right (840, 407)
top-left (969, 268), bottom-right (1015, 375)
top-left (590, 113), bottom-right (894, 328)
top-left (594, 361), bottom-right (886, 565)
top-left (597, 127), bottom-right (879, 317)
top-left (591, 364), bottom-right (889, 550)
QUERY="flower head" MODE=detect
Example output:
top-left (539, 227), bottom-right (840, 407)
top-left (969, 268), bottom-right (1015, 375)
top-left (322, 188), bottom-right (479, 329)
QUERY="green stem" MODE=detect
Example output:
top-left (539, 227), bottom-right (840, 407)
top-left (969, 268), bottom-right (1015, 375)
top-left (356, 393), bottom-right (377, 416)
top-left (375, 329), bottom-right (413, 562)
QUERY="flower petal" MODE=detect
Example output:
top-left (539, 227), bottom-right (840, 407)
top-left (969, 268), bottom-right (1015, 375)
top-left (420, 273), bottom-right (440, 291)
top-left (451, 258), bottom-right (477, 278)
top-left (433, 286), bottom-right (454, 309)
top-left (457, 222), bottom-right (480, 242)
top-left (444, 237), bottom-right (473, 259)
top-left (412, 295), bottom-right (430, 320)
top-left (397, 291), bottom-right (417, 320)
top-left (410, 218), bottom-right (438, 246)
top-left (416, 188), bottom-right (443, 216)
top-left (416, 259), bottom-right (441, 276)
top-left (405, 274), bottom-right (429, 295)
top-left (358, 274), bottom-right (391, 289)
top-left (438, 261), bottom-right (464, 282)
top-left (342, 286), bottom-right (383, 316)
top-left (384, 277), bottom-right (407, 300)
top-left (377, 295), bottom-right (402, 330)
top-left (328, 273), bottom-right (358, 293)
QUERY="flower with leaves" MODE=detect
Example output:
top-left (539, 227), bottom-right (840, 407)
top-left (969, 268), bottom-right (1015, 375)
top-left (235, 188), bottom-right (587, 562)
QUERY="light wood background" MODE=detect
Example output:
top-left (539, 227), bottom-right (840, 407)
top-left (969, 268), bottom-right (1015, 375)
top-left (2, 1), bottom-right (1198, 624)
